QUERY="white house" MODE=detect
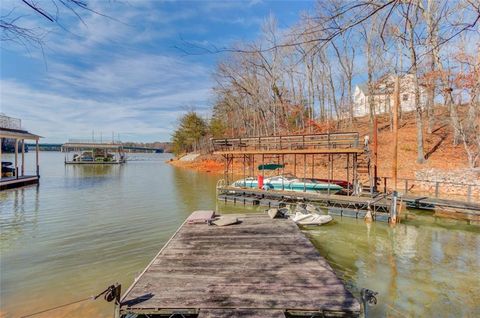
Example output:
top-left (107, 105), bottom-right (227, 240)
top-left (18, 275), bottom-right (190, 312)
top-left (353, 74), bottom-right (426, 117)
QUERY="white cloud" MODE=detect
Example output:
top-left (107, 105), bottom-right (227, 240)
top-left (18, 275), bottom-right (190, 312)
top-left (0, 0), bottom-right (274, 143)
top-left (43, 53), bottom-right (211, 98)
top-left (0, 52), bottom-right (214, 143)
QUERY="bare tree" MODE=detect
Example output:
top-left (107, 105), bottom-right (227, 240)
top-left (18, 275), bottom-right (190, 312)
top-left (1, 0), bottom-right (114, 49)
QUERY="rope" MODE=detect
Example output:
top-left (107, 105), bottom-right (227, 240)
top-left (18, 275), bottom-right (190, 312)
top-left (20, 297), bottom-right (92, 317)
top-left (19, 284), bottom-right (120, 318)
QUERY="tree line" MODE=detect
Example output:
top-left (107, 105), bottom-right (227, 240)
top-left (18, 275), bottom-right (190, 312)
top-left (177, 0), bottom-right (480, 167)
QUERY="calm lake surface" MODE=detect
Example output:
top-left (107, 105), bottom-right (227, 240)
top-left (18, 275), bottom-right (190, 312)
top-left (1, 152), bottom-right (479, 317)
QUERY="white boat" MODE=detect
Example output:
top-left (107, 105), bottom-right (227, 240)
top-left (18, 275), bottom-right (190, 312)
top-left (291, 212), bottom-right (333, 225)
top-left (232, 175), bottom-right (343, 194)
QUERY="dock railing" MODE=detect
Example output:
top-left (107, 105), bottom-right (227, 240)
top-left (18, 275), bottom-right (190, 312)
top-left (67, 138), bottom-right (121, 144)
top-left (211, 132), bottom-right (360, 152)
top-left (381, 176), bottom-right (479, 202)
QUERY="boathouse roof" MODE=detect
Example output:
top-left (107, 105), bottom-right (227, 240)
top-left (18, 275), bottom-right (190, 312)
top-left (0, 127), bottom-right (41, 140)
top-left (62, 142), bottom-right (124, 149)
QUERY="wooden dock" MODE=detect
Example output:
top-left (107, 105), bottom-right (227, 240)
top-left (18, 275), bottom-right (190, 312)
top-left (218, 187), bottom-right (480, 223)
top-left (218, 186), bottom-right (391, 213)
top-left (0, 175), bottom-right (39, 190)
top-left (120, 213), bottom-right (361, 317)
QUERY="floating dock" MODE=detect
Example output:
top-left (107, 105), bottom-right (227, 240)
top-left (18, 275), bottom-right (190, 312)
top-left (218, 187), bottom-right (480, 223)
top-left (62, 141), bottom-right (126, 164)
top-left (218, 186), bottom-right (391, 213)
top-left (119, 213), bottom-right (361, 317)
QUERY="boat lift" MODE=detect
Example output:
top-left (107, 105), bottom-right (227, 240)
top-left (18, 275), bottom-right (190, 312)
top-left (62, 140), bottom-right (126, 164)
top-left (212, 132), bottom-right (370, 195)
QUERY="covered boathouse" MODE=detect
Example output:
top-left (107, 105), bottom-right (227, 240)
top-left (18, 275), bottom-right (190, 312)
top-left (0, 115), bottom-right (41, 190)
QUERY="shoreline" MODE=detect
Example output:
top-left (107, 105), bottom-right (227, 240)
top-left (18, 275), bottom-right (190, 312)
top-left (167, 156), bottom-right (224, 174)
top-left (168, 153), bottom-right (479, 204)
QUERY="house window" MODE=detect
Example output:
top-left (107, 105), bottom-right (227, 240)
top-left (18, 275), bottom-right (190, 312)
top-left (402, 94), bottom-right (409, 101)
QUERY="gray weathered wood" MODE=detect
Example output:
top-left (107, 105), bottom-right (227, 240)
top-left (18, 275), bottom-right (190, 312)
top-left (120, 213), bottom-right (360, 317)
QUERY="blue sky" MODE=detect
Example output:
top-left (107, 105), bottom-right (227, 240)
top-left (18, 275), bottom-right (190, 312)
top-left (1, 0), bottom-right (315, 143)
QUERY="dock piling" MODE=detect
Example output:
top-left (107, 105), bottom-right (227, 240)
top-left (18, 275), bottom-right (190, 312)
top-left (390, 191), bottom-right (398, 224)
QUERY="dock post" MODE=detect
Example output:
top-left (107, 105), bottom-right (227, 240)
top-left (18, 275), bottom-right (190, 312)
top-left (14, 139), bottom-right (18, 179)
top-left (293, 154), bottom-right (297, 176)
top-left (373, 116), bottom-right (378, 193)
top-left (303, 154), bottom-right (306, 192)
top-left (231, 155), bottom-right (234, 185)
top-left (223, 155), bottom-right (227, 185)
top-left (361, 288), bottom-right (378, 318)
top-left (390, 191), bottom-right (398, 224)
top-left (243, 154), bottom-right (246, 187)
top-left (262, 154), bottom-right (265, 188)
top-left (353, 153), bottom-right (358, 195)
top-left (36, 139), bottom-right (39, 177)
top-left (365, 205), bottom-right (373, 223)
top-left (252, 154), bottom-right (255, 179)
top-left (311, 154), bottom-right (314, 179)
top-left (21, 139), bottom-right (25, 176)
top-left (347, 154), bottom-right (350, 196)
top-left (113, 284), bottom-right (121, 318)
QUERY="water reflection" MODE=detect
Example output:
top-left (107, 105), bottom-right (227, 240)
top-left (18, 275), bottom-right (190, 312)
top-left (0, 152), bottom-right (479, 317)
top-left (0, 186), bottom-right (39, 249)
top-left (308, 218), bottom-right (480, 317)
top-left (66, 164), bottom-right (123, 177)
top-left (171, 167), bottom-right (217, 211)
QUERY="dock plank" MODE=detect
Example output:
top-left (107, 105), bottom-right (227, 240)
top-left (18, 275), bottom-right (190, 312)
top-left (120, 214), bottom-right (360, 317)
top-left (198, 309), bottom-right (285, 318)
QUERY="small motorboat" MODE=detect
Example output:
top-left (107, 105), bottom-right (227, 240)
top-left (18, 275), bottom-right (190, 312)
top-left (291, 212), bottom-right (333, 225)
top-left (232, 175), bottom-right (343, 194)
top-left (315, 178), bottom-right (353, 189)
top-left (290, 203), bottom-right (333, 225)
top-left (1, 161), bottom-right (15, 177)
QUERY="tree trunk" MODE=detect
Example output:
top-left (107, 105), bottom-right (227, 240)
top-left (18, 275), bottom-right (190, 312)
top-left (408, 15), bottom-right (425, 163)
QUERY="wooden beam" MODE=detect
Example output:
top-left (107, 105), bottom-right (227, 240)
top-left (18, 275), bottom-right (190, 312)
top-left (214, 148), bottom-right (364, 156)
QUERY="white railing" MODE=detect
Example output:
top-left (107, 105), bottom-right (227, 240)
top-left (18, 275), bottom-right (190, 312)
top-left (0, 114), bottom-right (21, 129)
top-left (67, 138), bottom-right (121, 144)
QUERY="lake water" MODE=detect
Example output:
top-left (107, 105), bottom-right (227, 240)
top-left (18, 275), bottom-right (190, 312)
top-left (1, 152), bottom-right (479, 317)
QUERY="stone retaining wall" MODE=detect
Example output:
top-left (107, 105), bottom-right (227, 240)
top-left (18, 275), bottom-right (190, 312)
top-left (414, 168), bottom-right (480, 199)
